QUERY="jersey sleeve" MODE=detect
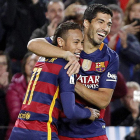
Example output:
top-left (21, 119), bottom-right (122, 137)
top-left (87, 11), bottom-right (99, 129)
top-left (58, 67), bottom-right (91, 120)
top-left (45, 36), bottom-right (53, 44)
top-left (99, 52), bottom-right (119, 89)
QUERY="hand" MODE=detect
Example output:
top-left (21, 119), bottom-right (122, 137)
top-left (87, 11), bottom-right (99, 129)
top-left (0, 72), bottom-right (9, 89)
top-left (122, 21), bottom-right (140, 35)
top-left (86, 107), bottom-right (100, 121)
top-left (108, 33), bottom-right (118, 50)
top-left (118, 29), bottom-right (127, 49)
top-left (64, 51), bottom-right (80, 76)
top-left (47, 18), bottom-right (59, 36)
top-left (128, 99), bottom-right (139, 119)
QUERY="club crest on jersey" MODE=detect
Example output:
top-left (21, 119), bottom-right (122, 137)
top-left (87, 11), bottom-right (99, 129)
top-left (95, 62), bottom-right (105, 72)
top-left (82, 59), bottom-right (92, 71)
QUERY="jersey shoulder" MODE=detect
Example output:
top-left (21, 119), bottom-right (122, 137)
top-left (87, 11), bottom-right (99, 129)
top-left (104, 43), bottom-right (119, 60)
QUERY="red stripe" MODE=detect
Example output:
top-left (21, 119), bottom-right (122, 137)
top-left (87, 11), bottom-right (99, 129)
top-left (35, 81), bottom-right (60, 99)
top-left (35, 61), bottom-right (45, 67)
top-left (15, 119), bottom-right (58, 134)
top-left (99, 109), bottom-right (105, 119)
top-left (34, 81), bottom-right (57, 96)
top-left (79, 59), bottom-right (109, 71)
top-left (104, 61), bottom-right (109, 68)
top-left (21, 101), bottom-right (60, 119)
top-left (35, 62), bottom-right (62, 75)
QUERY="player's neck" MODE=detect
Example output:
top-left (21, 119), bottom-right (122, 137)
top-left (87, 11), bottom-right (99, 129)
top-left (84, 36), bottom-right (100, 54)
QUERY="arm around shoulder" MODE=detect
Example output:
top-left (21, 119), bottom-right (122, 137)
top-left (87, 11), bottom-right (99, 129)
top-left (27, 38), bottom-right (67, 58)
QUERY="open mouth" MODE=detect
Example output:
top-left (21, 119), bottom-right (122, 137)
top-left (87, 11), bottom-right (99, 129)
top-left (74, 53), bottom-right (80, 57)
top-left (97, 32), bottom-right (106, 40)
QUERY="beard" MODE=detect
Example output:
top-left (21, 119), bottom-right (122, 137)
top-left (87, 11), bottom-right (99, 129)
top-left (87, 31), bottom-right (102, 46)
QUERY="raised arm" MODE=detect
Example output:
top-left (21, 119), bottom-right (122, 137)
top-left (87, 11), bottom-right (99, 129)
top-left (27, 38), bottom-right (68, 58)
top-left (27, 38), bottom-right (80, 76)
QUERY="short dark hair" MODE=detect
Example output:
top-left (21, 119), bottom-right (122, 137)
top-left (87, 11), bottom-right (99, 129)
top-left (52, 21), bottom-right (82, 46)
top-left (107, 4), bottom-right (123, 18)
top-left (84, 4), bottom-right (113, 23)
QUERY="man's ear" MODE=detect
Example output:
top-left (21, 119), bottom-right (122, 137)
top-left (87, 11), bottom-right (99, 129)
top-left (57, 37), bottom-right (64, 48)
top-left (83, 19), bottom-right (90, 29)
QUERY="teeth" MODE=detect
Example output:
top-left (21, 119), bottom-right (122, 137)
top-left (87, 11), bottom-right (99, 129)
top-left (74, 53), bottom-right (80, 56)
top-left (97, 33), bottom-right (105, 37)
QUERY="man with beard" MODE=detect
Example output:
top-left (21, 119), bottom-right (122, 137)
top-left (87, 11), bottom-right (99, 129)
top-left (28, 4), bottom-right (119, 140)
top-left (30, 0), bottom-right (65, 39)
top-left (9, 22), bottom-right (99, 140)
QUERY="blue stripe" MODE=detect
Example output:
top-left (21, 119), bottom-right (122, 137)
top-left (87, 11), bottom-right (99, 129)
top-left (19, 110), bottom-right (58, 126)
top-left (125, 127), bottom-right (131, 136)
top-left (38, 71), bottom-right (58, 86)
top-left (115, 127), bottom-right (120, 140)
top-left (31, 91), bottom-right (62, 110)
top-left (9, 127), bottom-right (59, 140)
top-left (19, 110), bottom-right (49, 121)
top-left (106, 127), bottom-right (109, 140)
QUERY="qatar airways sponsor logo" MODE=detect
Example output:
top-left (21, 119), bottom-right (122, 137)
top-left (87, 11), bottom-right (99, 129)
top-left (106, 72), bottom-right (117, 82)
top-left (77, 75), bottom-right (100, 89)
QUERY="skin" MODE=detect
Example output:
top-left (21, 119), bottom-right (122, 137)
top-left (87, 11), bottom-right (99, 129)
top-left (28, 28), bottom-right (100, 120)
top-left (25, 54), bottom-right (39, 83)
top-left (0, 55), bottom-right (9, 88)
top-left (58, 29), bottom-right (84, 55)
top-left (108, 11), bottom-right (127, 50)
top-left (129, 3), bottom-right (140, 21)
top-left (121, 87), bottom-right (139, 119)
top-left (109, 11), bottom-right (122, 35)
top-left (0, 55), bottom-right (8, 76)
top-left (83, 13), bottom-right (112, 53)
top-left (46, 1), bottom-right (65, 24)
top-left (45, 1), bottom-right (65, 36)
top-left (123, 3), bottom-right (140, 35)
top-left (58, 29), bottom-right (100, 120)
top-left (73, 13), bottom-right (114, 109)
top-left (28, 12), bottom-right (115, 109)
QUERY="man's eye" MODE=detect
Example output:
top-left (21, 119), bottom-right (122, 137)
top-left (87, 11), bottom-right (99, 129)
top-left (98, 21), bottom-right (103, 23)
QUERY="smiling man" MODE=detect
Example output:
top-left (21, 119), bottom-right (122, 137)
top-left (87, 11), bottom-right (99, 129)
top-left (9, 22), bottom-right (100, 140)
top-left (28, 4), bottom-right (119, 140)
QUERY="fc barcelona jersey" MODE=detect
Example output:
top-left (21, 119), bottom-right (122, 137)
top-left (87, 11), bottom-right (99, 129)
top-left (59, 42), bottom-right (119, 138)
top-left (9, 57), bottom-right (77, 140)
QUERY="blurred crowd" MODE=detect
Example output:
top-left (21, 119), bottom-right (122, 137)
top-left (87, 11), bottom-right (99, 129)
top-left (0, 0), bottom-right (140, 140)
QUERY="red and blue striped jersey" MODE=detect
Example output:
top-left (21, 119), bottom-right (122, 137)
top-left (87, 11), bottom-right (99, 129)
top-left (59, 42), bottom-right (119, 138)
top-left (9, 56), bottom-right (91, 140)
